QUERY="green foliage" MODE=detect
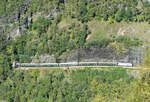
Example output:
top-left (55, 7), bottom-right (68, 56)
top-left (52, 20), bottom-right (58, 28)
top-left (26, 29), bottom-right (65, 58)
top-left (115, 8), bottom-right (133, 22)
top-left (143, 46), bottom-right (150, 68)
top-left (125, 8), bottom-right (133, 21)
top-left (0, 53), bottom-right (11, 80)
top-left (0, 68), bottom-right (149, 102)
top-left (0, 34), bottom-right (13, 79)
top-left (86, 35), bottom-right (142, 49)
top-left (115, 8), bottom-right (126, 22)
top-left (0, 0), bottom-right (150, 22)
top-left (0, 68), bottom-right (135, 102)
top-left (85, 38), bottom-right (112, 48)
top-left (132, 71), bottom-right (150, 101)
top-left (0, 0), bottom-right (146, 63)
top-left (0, 0), bottom-right (147, 90)
top-left (0, 1), bottom-right (148, 101)
top-left (32, 17), bottom-right (51, 35)
top-left (116, 35), bottom-right (143, 47)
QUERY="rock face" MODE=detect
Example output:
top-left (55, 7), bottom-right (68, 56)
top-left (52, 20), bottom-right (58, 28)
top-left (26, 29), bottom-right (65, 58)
top-left (7, 27), bottom-right (21, 40)
top-left (128, 70), bottom-right (141, 79)
top-left (0, 0), bottom-right (32, 39)
top-left (39, 54), bottom-right (56, 63)
top-left (32, 54), bottom-right (56, 63)
top-left (59, 46), bottom-right (144, 66)
top-left (117, 26), bottom-right (136, 37)
top-left (30, 46), bottom-right (144, 66)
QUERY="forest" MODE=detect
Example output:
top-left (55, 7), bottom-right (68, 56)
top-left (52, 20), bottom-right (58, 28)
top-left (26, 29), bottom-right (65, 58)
top-left (0, 0), bottom-right (150, 101)
top-left (0, 68), bottom-right (150, 102)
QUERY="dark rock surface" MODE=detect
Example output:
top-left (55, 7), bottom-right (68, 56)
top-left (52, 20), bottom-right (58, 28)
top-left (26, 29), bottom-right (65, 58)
top-left (59, 46), bottom-right (144, 66)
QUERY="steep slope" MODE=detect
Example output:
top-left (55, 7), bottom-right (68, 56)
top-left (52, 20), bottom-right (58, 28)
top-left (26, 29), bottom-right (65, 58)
top-left (0, 0), bottom-right (150, 78)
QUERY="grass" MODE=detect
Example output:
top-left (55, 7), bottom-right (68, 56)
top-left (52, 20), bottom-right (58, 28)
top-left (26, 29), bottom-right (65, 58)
top-left (87, 20), bottom-right (150, 41)
top-left (58, 17), bottom-right (83, 29)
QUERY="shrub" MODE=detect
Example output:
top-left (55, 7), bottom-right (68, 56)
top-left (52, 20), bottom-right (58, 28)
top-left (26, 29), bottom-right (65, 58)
top-left (143, 47), bottom-right (150, 68)
top-left (32, 17), bottom-right (51, 35)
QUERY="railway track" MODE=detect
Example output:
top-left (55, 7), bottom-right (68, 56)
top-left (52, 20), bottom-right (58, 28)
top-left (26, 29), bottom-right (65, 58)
top-left (14, 62), bottom-right (150, 70)
top-left (16, 66), bottom-right (144, 70)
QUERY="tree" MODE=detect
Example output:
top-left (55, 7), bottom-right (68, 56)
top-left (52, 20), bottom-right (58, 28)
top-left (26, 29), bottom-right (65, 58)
top-left (125, 7), bottom-right (133, 21)
top-left (115, 8), bottom-right (125, 22)
top-left (143, 46), bottom-right (150, 68)
top-left (0, 53), bottom-right (11, 80)
top-left (32, 17), bottom-right (51, 36)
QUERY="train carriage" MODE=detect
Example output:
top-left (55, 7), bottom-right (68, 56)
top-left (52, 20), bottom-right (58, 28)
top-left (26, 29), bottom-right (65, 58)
top-left (14, 62), bottom-right (132, 68)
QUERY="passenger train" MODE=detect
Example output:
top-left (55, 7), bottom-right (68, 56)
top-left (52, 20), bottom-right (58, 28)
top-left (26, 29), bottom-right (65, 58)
top-left (14, 62), bottom-right (133, 68)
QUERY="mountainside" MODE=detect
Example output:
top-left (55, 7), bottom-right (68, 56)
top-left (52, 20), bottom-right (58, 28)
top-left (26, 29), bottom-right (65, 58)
top-left (0, 0), bottom-right (150, 39)
top-left (0, 0), bottom-right (150, 80)
top-left (0, 0), bottom-right (150, 102)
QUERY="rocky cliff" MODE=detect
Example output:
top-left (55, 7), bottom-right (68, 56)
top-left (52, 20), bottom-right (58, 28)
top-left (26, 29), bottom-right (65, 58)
top-left (0, 0), bottom-right (150, 66)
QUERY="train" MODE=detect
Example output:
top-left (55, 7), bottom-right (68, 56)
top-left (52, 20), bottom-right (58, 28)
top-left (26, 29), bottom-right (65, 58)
top-left (14, 62), bottom-right (133, 68)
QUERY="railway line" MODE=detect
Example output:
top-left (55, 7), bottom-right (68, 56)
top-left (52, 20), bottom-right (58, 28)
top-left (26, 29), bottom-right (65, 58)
top-left (14, 62), bottom-right (137, 70)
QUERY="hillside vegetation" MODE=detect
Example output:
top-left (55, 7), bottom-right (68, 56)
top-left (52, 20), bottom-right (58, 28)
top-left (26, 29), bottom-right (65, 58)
top-left (0, 0), bottom-right (150, 22)
top-left (0, 0), bottom-right (149, 82)
top-left (0, 68), bottom-right (150, 102)
top-left (0, 0), bottom-right (150, 101)
top-left (0, 0), bottom-right (149, 79)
